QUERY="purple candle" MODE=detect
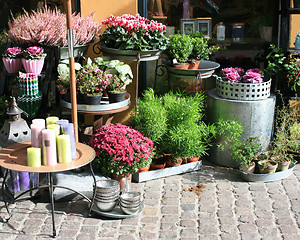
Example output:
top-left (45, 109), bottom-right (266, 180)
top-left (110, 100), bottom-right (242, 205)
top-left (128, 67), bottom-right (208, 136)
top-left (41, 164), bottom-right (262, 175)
top-left (11, 170), bottom-right (20, 192)
top-left (18, 171), bottom-right (30, 190)
top-left (56, 119), bottom-right (69, 134)
top-left (42, 129), bottom-right (57, 166)
top-left (31, 123), bottom-right (44, 148)
top-left (62, 123), bottom-right (76, 159)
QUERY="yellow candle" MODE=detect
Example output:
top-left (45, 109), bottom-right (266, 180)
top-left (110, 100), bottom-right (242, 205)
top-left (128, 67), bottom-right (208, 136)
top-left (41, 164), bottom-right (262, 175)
top-left (47, 124), bottom-right (60, 136)
top-left (27, 147), bottom-right (41, 167)
top-left (46, 116), bottom-right (59, 126)
top-left (57, 134), bottom-right (72, 163)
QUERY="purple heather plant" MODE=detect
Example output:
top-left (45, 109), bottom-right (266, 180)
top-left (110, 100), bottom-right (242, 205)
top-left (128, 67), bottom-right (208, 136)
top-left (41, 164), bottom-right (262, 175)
top-left (6, 6), bottom-right (101, 47)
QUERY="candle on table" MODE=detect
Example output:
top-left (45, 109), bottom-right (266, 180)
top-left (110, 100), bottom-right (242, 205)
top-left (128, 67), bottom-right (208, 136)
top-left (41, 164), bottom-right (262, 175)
top-left (56, 119), bottom-right (69, 134)
top-left (46, 116), bottom-right (59, 126)
top-left (32, 118), bottom-right (46, 128)
top-left (31, 124), bottom-right (44, 148)
top-left (27, 147), bottom-right (41, 167)
top-left (42, 129), bottom-right (57, 166)
top-left (57, 134), bottom-right (72, 163)
top-left (62, 123), bottom-right (76, 159)
top-left (11, 170), bottom-right (20, 193)
top-left (47, 124), bottom-right (60, 136)
top-left (18, 172), bottom-right (30, 190)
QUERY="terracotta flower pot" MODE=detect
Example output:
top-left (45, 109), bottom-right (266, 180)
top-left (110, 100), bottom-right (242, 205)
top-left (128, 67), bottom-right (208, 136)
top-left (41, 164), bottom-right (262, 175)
top-left (187, 156), bottom-right (200, 163)
top-left (173, 62), bottom-right (189, 69)
top-left (22, 58), bottom-right (45, 74)
top-left (240, 161), bottom-right (255, 174)
top-left (258, 160), bottom-right (278, 174)
top-left (2, 58), bottom-right (23, 73)
top-left (138, 165), bottom-right (150, 173)
top-left (188, 60), bottom-right (200, 70)
top-left (277, 160), bottom-right (291, 171)
top-left (150, 162), bottom-right (166, 170)
top-left (111, 173), bottom-right (132, 190)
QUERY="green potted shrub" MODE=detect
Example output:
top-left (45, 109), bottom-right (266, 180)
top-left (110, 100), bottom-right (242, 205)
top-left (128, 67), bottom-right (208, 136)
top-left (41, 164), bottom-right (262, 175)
top-left (188, 32), bottom-right (218, 69)
top-left (166, 33), bottom-right (193, 69)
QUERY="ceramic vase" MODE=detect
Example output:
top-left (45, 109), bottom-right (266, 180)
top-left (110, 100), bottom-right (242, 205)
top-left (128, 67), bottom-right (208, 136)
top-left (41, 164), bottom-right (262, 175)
top-left (2, 58), bottom-right (23, 73)
top-left (22, 58), bottom-right (45, 74)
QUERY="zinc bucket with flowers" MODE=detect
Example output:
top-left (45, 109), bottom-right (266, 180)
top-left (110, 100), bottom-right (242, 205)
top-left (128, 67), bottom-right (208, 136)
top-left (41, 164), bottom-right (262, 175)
top-left (215, 67), bottom-right (271, 101)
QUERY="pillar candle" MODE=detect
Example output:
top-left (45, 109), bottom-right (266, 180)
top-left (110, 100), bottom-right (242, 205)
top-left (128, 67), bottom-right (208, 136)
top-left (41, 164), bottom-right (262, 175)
top-left (27, 147), bottom-right (41, 167)
top-left (32, 118), bottom-right (46, 128)
top-left (62, 123), bottom-right (76, 159)
top-left (11, 170), bottom-right (20, 193)
top-left (47, 124), bottom-right (60, 136)
top-left (57, 134), bottom-right (72, 163)
top-left (56, 119), bottom-right (69, 134)
top-left (46, 116), bottom-right (59, 126)
top-left (42, 129), bottom-right (57, 166)
top-left (18, 172), bottom-right (30, 190)
top-left (31, 124), bottom-right (44, 148)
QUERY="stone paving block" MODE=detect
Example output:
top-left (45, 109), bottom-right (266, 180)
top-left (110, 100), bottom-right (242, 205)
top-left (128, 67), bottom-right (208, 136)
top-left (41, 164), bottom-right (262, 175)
top-left (180, 219), bottom-right (197, 227)
top-left (220, 233), bottom-right (240, 240)
top-left (181, 211), bottom-right (197, 219)
top-left (199, 224), bottom-right (220, 235)
top-left (143, 207), bottom-right (158, 215)
top-left (57, 229), bottom-right (79, 238)
top-left (181, 228), bottom-right (198, 237)
top-left (199, 234), bottom-right (220, 240)
top-left (279, 225), bottom-right (300, 234)
top-left (159, 229), bottom-right (178, 239)
top-left (139, 231), bottom-right (157, 239)
top-left (180, 203), bottom-right (195, 211)
top-left (238, 223), bottom-right (258, 233)
top-left (282, 235), bottom-right (300, 240)
top-left (77, 233), bottom-right (98, 240)
top-left (98, 228), bottom-right (118, 237)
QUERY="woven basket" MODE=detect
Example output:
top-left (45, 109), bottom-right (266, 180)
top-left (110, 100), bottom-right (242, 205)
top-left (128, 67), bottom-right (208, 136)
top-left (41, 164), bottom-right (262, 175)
top-left (215, 77), bottom-right (271, 101)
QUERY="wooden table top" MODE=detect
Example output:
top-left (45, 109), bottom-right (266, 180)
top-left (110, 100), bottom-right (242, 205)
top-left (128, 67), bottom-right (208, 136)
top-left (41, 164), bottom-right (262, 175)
top-left (0, 142), bottom-right (95, 173)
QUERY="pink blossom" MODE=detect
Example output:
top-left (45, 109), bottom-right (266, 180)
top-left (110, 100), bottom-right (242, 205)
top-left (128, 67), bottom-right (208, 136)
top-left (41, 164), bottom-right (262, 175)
top-left (4, 47), bottom-right (22, 56)
top-left (222, 67), bottom-right (236, 75)
top-left (225, 72), bottom-right (240, 83)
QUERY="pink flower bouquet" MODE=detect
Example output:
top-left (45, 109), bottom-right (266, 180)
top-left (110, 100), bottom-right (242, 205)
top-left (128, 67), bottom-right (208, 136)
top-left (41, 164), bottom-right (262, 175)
top-left (90, 123), bottom-right (155, 175)
top-left (100, 13), bottom-right (168, 51)
top-left (221, 67), bottom-right (264, 83)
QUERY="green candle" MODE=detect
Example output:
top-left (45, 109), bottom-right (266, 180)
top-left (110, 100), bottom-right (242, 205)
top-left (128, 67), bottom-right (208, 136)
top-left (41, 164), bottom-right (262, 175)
top-left (27, 147), bottom-right (41, 167)
top-left (46, 116), bottom-right (59, 126)
top-left (47, 124), bottom-right (60, 136)
top-left (57, 134), bottom-right (72, 163)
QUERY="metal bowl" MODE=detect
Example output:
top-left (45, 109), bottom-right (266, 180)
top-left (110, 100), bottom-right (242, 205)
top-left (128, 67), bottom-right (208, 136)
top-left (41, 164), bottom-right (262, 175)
top-left (120, 204), bottom-right (141, 215)
top-left (120, 192), bottom-right (141, 202)
top-left (95, 194), bottom-right (120, 202)
top-left (120, 200), bottom-right (140, 208)
top-left (96, 179), bottom-right (120, 190)
top-left (94, 199), bottom-right (118, 212)
top-left (95, 188), bottom-right (120, 196)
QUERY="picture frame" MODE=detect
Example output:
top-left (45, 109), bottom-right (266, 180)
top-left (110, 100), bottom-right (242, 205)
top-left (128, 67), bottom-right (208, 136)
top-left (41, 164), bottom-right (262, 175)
top-left (181, 19), bottom-right (196, 35)
top-left (196, 18), bottom-right (212, 38)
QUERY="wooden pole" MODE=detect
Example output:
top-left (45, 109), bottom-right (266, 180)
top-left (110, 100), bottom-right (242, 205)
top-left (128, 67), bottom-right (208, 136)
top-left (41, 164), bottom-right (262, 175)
top-left (65, 0), bottom-right (78, 142)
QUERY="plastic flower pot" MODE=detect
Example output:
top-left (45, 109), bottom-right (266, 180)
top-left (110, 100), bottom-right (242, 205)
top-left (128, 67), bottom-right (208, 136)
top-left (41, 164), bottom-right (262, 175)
top-left (258, 160), bottom-right (278, 174)
top-left (2, 58), bottom-right (23, 73)
top-left (82, 94), bottom-right (103, 105)
top-left (276, 160), bottom-right (291, 171)
top-left (22, 58), bottom-right (45, 74)
top-left (108, 91), bottom-right (126, 103)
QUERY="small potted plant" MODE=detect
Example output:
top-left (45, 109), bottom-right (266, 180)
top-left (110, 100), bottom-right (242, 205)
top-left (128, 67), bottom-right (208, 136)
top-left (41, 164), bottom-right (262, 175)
top-left (22, 46), bottom-right (47, 74)
top-left (95, 58), bottom-right (133, 103)
top-left (2, 46), bottom-right (23, 73)
top-left (56, 59), bottom-right (82, 101)
top-left (100, 14), bottom-right (168, 51)
top-left (166, 33), bottom-right (193, 69)
top-left (284, 57), bottom-right (300, 93)
top-left (89, 123), bottom-right (155, 189)
top-left (188, 32), bottom-right (218, 69)
top-left (76, 61), bottom-right (110, 105)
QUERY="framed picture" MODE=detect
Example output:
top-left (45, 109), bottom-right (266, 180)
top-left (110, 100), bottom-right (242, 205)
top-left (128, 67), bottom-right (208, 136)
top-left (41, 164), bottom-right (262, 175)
top-left (196, 18), bottom-right (212, 38)
top-left (181, 19), bottom-right (196, 35)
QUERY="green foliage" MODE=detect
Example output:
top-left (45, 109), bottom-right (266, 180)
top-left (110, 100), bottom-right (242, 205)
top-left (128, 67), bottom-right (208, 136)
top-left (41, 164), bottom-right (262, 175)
top-left (130, 89), bottom-right (213, 158)
top-left (264, 44), bottom-right (286, 79)
top-left (284, 57), bottom-right (300, 92)
top-left (166, 34), bottom-right (193, 63)
top-left (189, 32), bottom-right (218, 60)
top-left (130, 89), bottom-right (167, 144)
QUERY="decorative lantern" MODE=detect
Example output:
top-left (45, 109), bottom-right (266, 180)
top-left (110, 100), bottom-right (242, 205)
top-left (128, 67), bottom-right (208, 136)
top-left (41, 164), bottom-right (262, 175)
top-left (0, 97), bottom-right (31, 148)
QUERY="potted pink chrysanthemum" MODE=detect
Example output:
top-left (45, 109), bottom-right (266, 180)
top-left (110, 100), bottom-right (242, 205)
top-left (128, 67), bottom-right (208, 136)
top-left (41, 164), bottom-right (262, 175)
top-left (2, 47), bottom-right (23, 73)
top-left (22, 46), bottom-right (47, 74)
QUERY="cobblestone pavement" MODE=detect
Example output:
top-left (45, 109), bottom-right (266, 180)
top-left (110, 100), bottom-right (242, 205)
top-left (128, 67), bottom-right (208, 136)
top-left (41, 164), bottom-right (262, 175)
top-left (0, 160), bottom-right (300, 240)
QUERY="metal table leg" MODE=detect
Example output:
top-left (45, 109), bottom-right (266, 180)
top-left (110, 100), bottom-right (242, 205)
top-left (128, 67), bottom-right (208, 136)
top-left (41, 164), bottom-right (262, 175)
top-left (1, 169), bottom-right (11, 221)
top-left (48, 172), bottom-right (56, 237)
top-left (88, 162), bottom-right (97, 215)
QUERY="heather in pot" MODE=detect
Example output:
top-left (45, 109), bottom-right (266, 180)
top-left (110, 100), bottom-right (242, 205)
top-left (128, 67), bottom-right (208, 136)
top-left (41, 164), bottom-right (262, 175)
top-left (89, 123), bottom-right (155, 175)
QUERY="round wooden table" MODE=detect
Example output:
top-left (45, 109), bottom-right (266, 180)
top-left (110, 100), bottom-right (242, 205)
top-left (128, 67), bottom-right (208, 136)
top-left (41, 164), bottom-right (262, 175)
top-left (0, 141), bottom-right (96, 237)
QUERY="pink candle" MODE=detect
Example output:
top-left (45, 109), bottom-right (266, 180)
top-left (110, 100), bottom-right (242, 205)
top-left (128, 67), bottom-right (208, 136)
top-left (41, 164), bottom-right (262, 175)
top-left (32, 118), bottom-right (46, 128)
top-left (31, 123), bottom-right (44, 148)
top-left (42, 129), bottom-right (57, 166)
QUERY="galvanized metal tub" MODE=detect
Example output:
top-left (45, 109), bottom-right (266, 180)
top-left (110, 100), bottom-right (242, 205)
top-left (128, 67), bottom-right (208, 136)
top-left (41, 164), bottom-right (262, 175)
top-left (207, 89), bottom-right (276, 168)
